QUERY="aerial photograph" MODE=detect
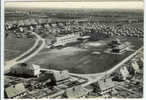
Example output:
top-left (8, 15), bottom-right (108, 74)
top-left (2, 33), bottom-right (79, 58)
top-left (4, 0), bottom-right (143, 99)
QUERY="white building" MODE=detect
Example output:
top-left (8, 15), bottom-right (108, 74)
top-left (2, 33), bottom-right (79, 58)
top-left (11, 63), bottom-right (40, 77)
top-left (53, 33), bottom-right (80, 47)
top-left (120, 66), bottom-right (129, 80)
top-left (131, 60), bottom-right (140, 73)
top-left (97, 78), bottom-right (115, 95)
top-left (48, 70), bottom-right (70, 85)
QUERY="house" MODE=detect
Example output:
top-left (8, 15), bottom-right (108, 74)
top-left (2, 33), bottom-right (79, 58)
top-left (18, 20), bottom-right (24, 26)
top-left (28, 18), bottom-right (37, 25)
top-left (111, 38), bottom-right (121, 45)
top-left (5, 22), bottom-right (13, 29)
top-left (131, 60), bottom-right (140, 73)
top-left (97, 78), bottom-right (115, 95)
top-left (18, 27), bottom-right (24, 32)
top-left (24, 19), bottom-right (31, 26)
top-left (48, 70), bottom-right (70, 85)
top-left (140, 57), bottom-right (143, 63)
top-left (137, 57), bottom-right (143, 69)
top-left (63, 85), bottom-right (89, 98)
top-left (120, 66), bottom-right (129, 80)
top-left (5, 83), bottom-right (26, 99)
top-left (11, 63), bottom-right (40, 77)
top-left (37, 19), bottom-right (46, 25)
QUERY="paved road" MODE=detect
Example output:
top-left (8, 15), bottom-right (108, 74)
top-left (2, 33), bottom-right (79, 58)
top-left (4, 31), bottom-right (46, 72)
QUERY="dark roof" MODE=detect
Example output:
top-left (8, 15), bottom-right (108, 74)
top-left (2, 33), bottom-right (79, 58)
top-left (5, 83), bottom-right (26, 98)
top-left (4, 78), bottom-right (14, 87)
top-left (12, 63), bottom-right (40, 70)
top-left (64, 85), bottom-right (89, 98)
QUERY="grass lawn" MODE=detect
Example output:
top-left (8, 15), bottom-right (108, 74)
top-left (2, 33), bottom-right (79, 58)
top-left (5, 37), bottom-right (35, 61)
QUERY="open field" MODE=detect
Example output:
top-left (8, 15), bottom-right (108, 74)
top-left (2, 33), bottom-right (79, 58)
top-left (27, 36), bottom-right (143, 74)
top-left (5, 38), bottom-right (35, 61)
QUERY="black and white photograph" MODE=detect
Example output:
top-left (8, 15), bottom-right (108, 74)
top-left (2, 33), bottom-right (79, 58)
top-left (3, 0), bottom-right (144, 99)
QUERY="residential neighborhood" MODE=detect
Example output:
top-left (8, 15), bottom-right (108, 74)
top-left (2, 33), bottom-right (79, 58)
top-left (4, 2), bottom-right (143, 99)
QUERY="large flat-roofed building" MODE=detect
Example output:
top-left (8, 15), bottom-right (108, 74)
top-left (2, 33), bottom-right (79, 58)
top-left (53, 33), bottom-right (80, 47)
top-left (11, 63), bottom-right (40, 77)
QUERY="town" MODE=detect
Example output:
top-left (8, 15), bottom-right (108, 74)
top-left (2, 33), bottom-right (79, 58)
top-left (4, 8), bottom-right (143, 99)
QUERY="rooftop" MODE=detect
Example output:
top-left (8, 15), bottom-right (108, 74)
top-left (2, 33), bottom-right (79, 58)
top-left (98, 78), bottom-right (115, 92)
top-left (64, 85), bottom-right (89, 98)
top-left (5, 83), bottom-right (26, 98)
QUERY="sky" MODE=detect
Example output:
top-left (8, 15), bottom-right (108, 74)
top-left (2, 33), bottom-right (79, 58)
top-left (5, 1), bottom-right (143, 10)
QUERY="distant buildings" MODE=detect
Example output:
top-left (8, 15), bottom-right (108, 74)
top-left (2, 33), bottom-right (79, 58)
top-left (111, 38), bottom-right (121, 45)
top-left (11, 63), bottom-right (40, 77)
top-left (5, 83), bottom-right (26, 99)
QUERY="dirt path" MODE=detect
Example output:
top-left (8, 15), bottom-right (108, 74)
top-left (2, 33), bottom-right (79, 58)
top-left (4, 31), bottom-right (46, 72)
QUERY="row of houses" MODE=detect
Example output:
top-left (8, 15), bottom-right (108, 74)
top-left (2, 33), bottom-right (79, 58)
top-left (114, 53), bottom-right (143, 81)
top-left (5, 63), bottom-right (72, 98)
top-left (10, 63), bottom-right (72, 85)
top-left (6, 17), bottom-right (143, 40)
top-left (5, 62), bottom-right (90, 98)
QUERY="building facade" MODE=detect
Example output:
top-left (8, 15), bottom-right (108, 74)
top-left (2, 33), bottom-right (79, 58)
top-left (53, 33), bottom-right (80, 47)
top-left (11, 63), bottom-right (40, 77)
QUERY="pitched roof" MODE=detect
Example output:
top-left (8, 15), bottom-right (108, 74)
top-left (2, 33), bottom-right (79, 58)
top-left (5, 83), bottom-right (26, 98)
top-left (98, 78), bottom-right (115, 92)
top-left (65, 85), bottom-right (89, 98)
top-left (52, 70), bottom-right (70, 82)
top-left (131, 61), bottom-right (140, 72)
